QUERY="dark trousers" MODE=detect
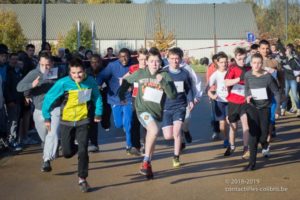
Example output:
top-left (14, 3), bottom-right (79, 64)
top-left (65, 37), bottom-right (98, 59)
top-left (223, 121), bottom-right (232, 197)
top-left (247, 106), bottom-right (270, 166)
top-left (211, 100), bottom-right (220, 133)
top-left (88, 120), bottom-right (98, 146)
top-left (100, 91), bottom-right (111, 129)
top-left (131, 109), bottom-right (141, 149)
top-left (61, 124), bottom-right (89, 179)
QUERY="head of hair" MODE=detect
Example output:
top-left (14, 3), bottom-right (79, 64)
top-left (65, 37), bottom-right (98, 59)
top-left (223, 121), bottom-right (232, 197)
top-left (234, 47), bottom-right (247, 56)
top-left (199, 57), bottom-right (209, 65)
top-left (107, 47), bottom-right (113, 51)
top-left (168, 47), bottom-right (184, 59)
top-left (216, 52), bottom-right (228, 61)
top-left (137, 48), bottom-right (148, 57)
top-left (119, 48), bottom-right (131, 57)
top-left (251, 53), bottom-right (263, 62)
top-left (26, 44), bottom-right (35, 50)
top-left (212, 54), bottom-right (218, 61)
top-left (78, 46), bottom-right (85, 52)
top-left (250, 44), bottom-right (259, 50)
top-left (259, 39), bottom-right (270, 47)
top-left (68, 57), bottom-right (84, 69)
top-left (147, 47), bottom-right (162, 61)
top-left (85, 50), bottom-right (93, 57)
top-left (91, 53), bottom-right (102, 61)
top-left (39, 52), bottom-right (53, 62)
top-left (41, 42), bottom-right (51, 51)
top-left (9, 53), bottom-right (18, 59)
top-left (286, 43), bottom-right (295, 52)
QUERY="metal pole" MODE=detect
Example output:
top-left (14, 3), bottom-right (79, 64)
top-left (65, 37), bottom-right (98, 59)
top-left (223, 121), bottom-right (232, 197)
top-left (91, 21), bottom-right (95, 52)
top-left (213, 3), bottom-right (217, 54)
top-left (285, 0), bottom-right (288, 41)
top-left (77, 21), bottom-right (81, 50)
top-left (42, 0), bottom-right (46, 50)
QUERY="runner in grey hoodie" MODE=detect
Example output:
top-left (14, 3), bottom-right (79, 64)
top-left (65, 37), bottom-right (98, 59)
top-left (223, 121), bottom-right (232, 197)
top-left (17, 52), bottom-right (66, 172)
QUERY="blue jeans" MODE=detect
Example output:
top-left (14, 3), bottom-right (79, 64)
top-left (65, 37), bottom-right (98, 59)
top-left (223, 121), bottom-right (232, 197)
top-left (282, 79), bottom-right (300, 110)
top-left (111, 103), bottom-right (133, 148)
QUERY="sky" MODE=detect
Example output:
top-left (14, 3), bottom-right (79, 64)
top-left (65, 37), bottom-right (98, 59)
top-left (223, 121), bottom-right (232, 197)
top-left (133, 0), bottom-right (234, 4)
top-left (133, 0), bottom-right (271, 4)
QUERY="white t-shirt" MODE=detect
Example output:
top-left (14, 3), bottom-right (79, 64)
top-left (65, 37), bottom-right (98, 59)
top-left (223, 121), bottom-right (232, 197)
top-left (209, 70), bottom-right (228, 102)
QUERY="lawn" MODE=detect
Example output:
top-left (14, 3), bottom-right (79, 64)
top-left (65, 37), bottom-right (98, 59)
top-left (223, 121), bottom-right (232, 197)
top-left (191, 64), bottom-right (207, 74)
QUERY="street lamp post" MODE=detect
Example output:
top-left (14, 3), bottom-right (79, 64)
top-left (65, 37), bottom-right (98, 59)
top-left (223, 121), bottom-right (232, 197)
top-left (285, 0), bottom-right (288, 41)
top-left (42, 0), bottom-right (46, 50)
top-left (213, 3), bottom-right (217, 54)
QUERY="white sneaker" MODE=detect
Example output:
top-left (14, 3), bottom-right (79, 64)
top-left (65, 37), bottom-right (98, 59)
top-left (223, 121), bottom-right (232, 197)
top-left (296, 109), bottom-right (300, 117)
top-left (212, 132), bottom-right (219, 140)
top-left (281, 109), bottom-right (286, 116)
top-left (262, 146), bottom-right (271, 158)
top-left (105, 128), bottom-right (110, 132)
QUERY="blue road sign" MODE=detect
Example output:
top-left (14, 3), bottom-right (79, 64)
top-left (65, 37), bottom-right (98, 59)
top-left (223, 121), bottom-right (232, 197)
top-left (247, 32), bottom-right (256, 43)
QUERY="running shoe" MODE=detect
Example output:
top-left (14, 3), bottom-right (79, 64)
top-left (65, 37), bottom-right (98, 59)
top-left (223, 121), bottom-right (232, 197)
top-left (224, 146), bottom-right (235, 156)
top-left (41, 160), bottom-right (52, 172)
top-left (212, 132), bottom-right (220, 140)
top-left (126, 147), bottom-right (141, 156)
top-left (79, 180), bottom-right (90, 193)
top-left (262, 146), bottom-right (271, 158)
top-left (88, 145), bottom-right (99, 153)
top-left (172, 157), bottom-right (181, 168)
top-left (139, 161), bottom-right (153, 179)
top-left (242, 149), bottom-right (250, 160)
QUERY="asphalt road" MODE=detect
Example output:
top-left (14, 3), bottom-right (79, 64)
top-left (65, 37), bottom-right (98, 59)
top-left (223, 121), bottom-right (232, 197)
top-left (1, 74), bottom-right (300, 200)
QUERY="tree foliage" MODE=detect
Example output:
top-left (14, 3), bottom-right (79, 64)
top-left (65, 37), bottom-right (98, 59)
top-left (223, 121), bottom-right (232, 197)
top-left (0, 9), bottom-right (27, 51)
top-left (148, 3), bottom-right (175, 51)
top-left (63, 22), bottom-right (92, 52)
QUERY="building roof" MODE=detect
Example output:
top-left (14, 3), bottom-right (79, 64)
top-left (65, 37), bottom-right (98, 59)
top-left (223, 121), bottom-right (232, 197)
top-left (0, 3), bottom-right (258, 40)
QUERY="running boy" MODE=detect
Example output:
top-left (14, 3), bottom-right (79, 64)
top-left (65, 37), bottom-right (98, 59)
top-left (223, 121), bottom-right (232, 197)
top-left (42, 58), bottom-right (102, 192)
top-left (162, 47), bottom-right (193, 168)
top-left (118, 47), bottom-right (177, 179)
top-left (244, 53), bottom-right (280, 170)
top-left (208, 53), bottom-right (229, 148)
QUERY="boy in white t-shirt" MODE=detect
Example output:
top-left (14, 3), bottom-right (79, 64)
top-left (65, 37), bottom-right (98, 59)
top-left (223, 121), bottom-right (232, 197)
top-left (208, 53), bottom-right (229, 148)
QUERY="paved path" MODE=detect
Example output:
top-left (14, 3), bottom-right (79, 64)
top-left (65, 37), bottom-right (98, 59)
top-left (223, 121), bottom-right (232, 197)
top-left (1, 75), bottom-right (300, 200)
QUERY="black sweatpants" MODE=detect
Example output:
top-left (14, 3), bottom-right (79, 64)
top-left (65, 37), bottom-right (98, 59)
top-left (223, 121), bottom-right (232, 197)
top-left (61, 124), bottom-right (89, 179)
top-left (131, 98), bottom-right (141, 149)
top-left (100, 90), bottom-right (111, 129)
top-left (246, 105), bottom-right (270, 166)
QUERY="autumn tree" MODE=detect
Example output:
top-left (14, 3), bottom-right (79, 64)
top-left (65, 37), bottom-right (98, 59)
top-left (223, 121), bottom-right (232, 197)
top-left (63, 22), bottom-right (92, 52)
top-left (148, 1), bottom-right (175, 51)
top-left (0, 9), bottom-right (27, 51)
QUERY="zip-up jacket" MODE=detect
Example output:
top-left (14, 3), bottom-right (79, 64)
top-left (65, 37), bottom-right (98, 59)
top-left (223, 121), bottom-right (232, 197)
top-left (42, 76), bottom-right (103, 127)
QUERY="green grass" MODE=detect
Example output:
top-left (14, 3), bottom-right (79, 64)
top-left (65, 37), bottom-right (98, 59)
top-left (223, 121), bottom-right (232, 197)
top-left (191, 64), bottom-right (207, 74)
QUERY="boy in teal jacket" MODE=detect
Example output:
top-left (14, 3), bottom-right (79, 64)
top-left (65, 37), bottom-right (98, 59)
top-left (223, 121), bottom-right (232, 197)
top-left (42, 58), bottom-right (102, 192)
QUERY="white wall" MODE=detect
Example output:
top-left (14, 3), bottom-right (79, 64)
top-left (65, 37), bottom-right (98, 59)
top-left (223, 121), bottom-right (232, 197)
top-left (177, 39), bottom-right (251, 60)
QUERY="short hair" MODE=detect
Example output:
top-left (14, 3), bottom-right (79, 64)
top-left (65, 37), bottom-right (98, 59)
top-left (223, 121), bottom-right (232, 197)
top-left (250, 44), bottom-right (259, 50)
top-left (119, 48), bottom-right (131, 57)
top-left (91, 54), bottom-right (102, 61)
top-left (251, 53), bottom-right (263, 62)
top-left (26, 44), bottom-right (35, 50)
top-left (234, 47), bottom-right (247, 56)
top-left (78, 46), bottom-right (85, 51)
top-left (39, 52), bottom-right (53, 62)
top-left (259, 39), bottom-right (270, 47)
top-left (147, 47), bottom-right (162, 62)
top-left (68, 57), bottom-right (84, 68)
top-left (199, 57), bottom-right (209, 65)
top-left (107, 47), bottom-right (113, 51)
top-left (168, 47), bottom-right (184, 59)
top-left (137, 48), bottom-right (149, 57)
top-left (9, 53), bottom-right (18, 59)
top-left (216, 52), bottom-right (228, 61)
top-left (212, 54), bottom-right (218, 61)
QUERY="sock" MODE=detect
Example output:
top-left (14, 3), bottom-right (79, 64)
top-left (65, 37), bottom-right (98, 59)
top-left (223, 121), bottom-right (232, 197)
top-left (79, 177), bottom-right (86, 184)
top-left (230, 145), bottom-right (235, 150)
top-left (143, 156), bottom-right (151, 163)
